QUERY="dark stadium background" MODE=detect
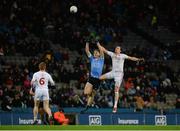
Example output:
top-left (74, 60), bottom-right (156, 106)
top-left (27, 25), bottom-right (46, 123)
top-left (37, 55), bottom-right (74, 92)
top-left (0, 0), bottom-right (180, 125)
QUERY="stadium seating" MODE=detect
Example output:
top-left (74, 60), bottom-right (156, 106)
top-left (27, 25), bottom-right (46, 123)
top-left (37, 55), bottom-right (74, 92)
top-left (0, 0), bottom-right (179, 112)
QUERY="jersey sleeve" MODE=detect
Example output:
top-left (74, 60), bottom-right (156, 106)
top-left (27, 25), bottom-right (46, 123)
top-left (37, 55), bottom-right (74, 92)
top-left (49, 74), bottom-right (55, 86)
top-left (31, 73), bottom-right (36, 85)
top-left (107, 51), bottom-right (114, 57)
top-left (122, 54), bottom-right (129, 59)
top-left (87, 52), bottom-right (92, 58)
top-left (89, 54), bottom-right (93, 62)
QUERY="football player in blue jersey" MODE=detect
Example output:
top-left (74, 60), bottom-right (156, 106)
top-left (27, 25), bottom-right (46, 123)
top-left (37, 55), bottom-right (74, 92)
top-left (81, 39), bottom-right (104, 113)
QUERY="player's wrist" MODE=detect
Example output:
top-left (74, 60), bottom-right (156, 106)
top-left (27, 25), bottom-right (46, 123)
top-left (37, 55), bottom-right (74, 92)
top-left (95, 36), bottom-right (100, 43)
top-left (138, 58), bottom-right (144, 61)
top-left (84, 36), bottom-right (91, 43)
top-left (96, 41), bottom-right (100, 44)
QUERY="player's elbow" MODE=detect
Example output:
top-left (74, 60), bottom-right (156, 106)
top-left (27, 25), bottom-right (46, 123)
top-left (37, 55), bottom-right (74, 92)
top-left (29, 90), bottom-right (34, 96)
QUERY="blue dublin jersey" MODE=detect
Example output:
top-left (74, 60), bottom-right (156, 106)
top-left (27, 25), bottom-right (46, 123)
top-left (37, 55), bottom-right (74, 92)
top-left (89, 55), bottom-right (104, 78)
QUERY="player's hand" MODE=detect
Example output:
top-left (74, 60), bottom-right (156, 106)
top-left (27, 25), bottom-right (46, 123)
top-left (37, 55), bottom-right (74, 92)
top-left (84, 36), bottom-right (91, 43)
top-left (139, 58), bottom-right (145, 61)
top-left (95, 36), bottom-right (100, 44)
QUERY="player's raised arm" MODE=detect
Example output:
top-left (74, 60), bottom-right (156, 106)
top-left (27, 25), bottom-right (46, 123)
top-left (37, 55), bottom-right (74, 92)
top-left (49, 74), bottom-right (55, 86)
top-left (30, 74), bottom-right (36, 86)
top-left (96, 43), bottom-right (108, 54)
top-left (127, 56), bottom-right (144, 62)
top-left (96, 42), bottom-right (104, 58)
top-left (29, 87), bottom-right (35, 96)
top-left (48, 75), bottom-right (56, 89)
top-left (98, 44), bottom-right (115, 57)
top-left (85, 42), bottom-right (91, 57)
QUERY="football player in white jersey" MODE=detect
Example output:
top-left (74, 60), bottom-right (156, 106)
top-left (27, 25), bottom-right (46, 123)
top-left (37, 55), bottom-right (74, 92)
top-left (99, 45), bottom-right (144, 113)
top-left (31, 62), bottom-right (55, 124)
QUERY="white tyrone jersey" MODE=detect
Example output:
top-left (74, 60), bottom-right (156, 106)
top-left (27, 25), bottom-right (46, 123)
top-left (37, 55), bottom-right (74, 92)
top-left (107, 51), bottom-right (128, 72)
top-left (31, 71), bottom-right (55, 90)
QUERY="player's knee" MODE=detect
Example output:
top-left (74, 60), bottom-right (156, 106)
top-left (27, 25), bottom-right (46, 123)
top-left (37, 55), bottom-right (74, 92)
top-left (88, 92), bottom-right (93, 97)
top-left (114, 90), bottom-right (119, 94)
top-left (43, 106), bottom-right (49, 112)
top-left (84, 90), bottom-right (92, 96)
top-left (91, 90), bottom-right (95, 96)
top-left (99, 76), bottom-right (103, 80)
top-left (84, 91), bottom-right (88, 95)
top-left (34, 105), bottom-right (39, 109)
top-left (114, 86), bottom-right (120, 93)
top-left (84, 90), bottom-right (88, 95)
top-left (99, 75), bottom-right (105, 80)
top-left (115, 82), bottom-right (121, 87)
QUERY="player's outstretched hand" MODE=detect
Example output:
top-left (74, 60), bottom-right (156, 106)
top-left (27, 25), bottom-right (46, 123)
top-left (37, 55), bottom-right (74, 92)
top-left (95, 36), bottom-right (100, 44)
top-left (84, 36), bottom-right (90, 43)
top-left (139, 58), bottom-right (145, 62)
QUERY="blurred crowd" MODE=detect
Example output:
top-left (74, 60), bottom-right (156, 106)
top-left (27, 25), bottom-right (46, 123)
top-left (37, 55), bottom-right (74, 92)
top-left (0, 0), bottom-right (180, 111)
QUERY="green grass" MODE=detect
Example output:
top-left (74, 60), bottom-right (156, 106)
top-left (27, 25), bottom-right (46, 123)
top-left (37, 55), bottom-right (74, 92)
top-left (0, 125), bottom-right (180, 130)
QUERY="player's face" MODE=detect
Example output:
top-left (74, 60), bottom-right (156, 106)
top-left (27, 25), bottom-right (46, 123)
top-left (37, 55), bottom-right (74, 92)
top-left (115, 46), bottom-right (121, 54)
top-left (94, 50), bottom-right (100, 58)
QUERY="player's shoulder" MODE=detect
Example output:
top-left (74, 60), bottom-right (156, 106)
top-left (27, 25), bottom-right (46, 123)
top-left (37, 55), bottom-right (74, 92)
top-left (107, 51), bottom-right (115, 56)
top-left (120, 53), bottom-right (128, 58)
top-left (45, 72), bottom-right (52, 77)
top-left (35, 71), bottom-right (43, 74)
top-left (33, 71), bottom-right (39, 76)
top-left (108, 50), bottom-right (114, 54)
top-left (120, 53), bottom-right (127, 56)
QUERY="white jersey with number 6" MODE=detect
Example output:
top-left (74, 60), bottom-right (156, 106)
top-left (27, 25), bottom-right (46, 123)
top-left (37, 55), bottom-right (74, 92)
top-left (31, 71), bottom-right (55, 90)
top-left (31, 71), bottom-right (55, 100)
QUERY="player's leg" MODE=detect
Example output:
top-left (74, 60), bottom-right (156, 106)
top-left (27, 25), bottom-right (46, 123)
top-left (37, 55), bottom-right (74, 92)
top-left (99, 74), bottom-right (107, 80)
top-left (38, 102), bottom-right (44, 120)
top-left (43, 100), bottom-right (53, 123)
top-left (42, 90), bottom-right (53, 124)
top-left (39, 106), bottom-right (48, 125)
top-left (33, 90), bottom-right (41, 124)
top-left (43, 100), bottom-right (52, 116)
top-left (80, 82), bottom-right (93, 113)
top-left (113, 81), bottom-right (120, 113)
top-left (86, 79), bottom-right (99, 107)
top-left (90, 77), bottom-right (101, 107)
top-left (33, 99), bottom-right (40, 124)
top-left (113, 72), bottom-right (124, 113)
top-left (90, 90), bottom-right (96, 105)
top-left (39, 107), bottom-right (45, 123)
top-left (84, 82), bottom-right (93, 106)
top-left (99, 71), bottom-right (113, 80)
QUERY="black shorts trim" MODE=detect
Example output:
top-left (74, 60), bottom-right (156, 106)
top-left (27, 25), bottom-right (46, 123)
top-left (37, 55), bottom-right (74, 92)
top-left (87, 77), bottom-right (100, 90)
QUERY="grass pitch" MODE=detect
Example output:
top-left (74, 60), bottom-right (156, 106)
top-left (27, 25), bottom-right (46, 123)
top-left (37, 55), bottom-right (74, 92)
top-left (0, 125), bottom-right (180, 130)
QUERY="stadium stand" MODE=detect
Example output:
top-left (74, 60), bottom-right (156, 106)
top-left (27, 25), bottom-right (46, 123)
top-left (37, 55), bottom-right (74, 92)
top-left (0, 0), bottom-right (180, 114)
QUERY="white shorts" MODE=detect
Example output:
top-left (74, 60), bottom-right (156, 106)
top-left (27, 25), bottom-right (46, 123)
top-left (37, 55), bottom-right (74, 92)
top-left (34, 89), bottom-right (49, 101)
top-left (104, 71), bottom-right (124, 87)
